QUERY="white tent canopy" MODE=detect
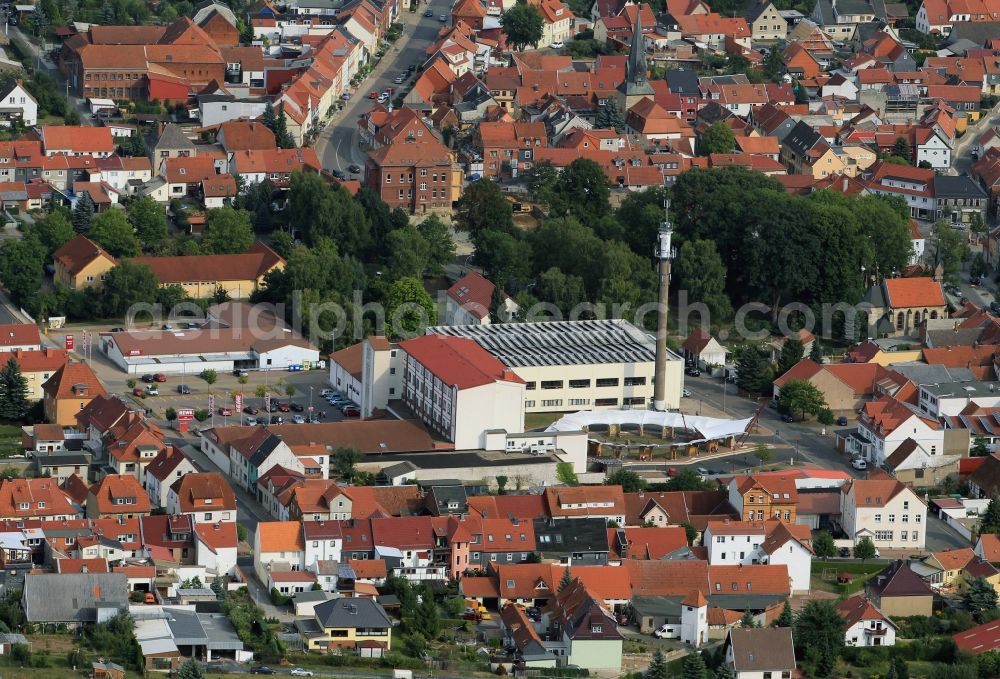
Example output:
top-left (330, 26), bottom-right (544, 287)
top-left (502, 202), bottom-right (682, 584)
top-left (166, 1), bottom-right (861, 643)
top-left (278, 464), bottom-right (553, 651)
top-left (545, 409), bottom-right (754, 444)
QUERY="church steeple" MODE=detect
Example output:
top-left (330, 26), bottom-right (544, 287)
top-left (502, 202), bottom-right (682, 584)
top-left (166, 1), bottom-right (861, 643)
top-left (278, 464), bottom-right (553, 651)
top-left (626, 11), bottom-right (649, 89)
top-left (617, 9), bottom-right (654, 111)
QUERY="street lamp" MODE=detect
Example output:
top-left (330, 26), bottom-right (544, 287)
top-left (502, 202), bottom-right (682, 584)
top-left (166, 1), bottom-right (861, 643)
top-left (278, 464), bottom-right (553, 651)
top-left (309, 386), bottom-right (314, 415)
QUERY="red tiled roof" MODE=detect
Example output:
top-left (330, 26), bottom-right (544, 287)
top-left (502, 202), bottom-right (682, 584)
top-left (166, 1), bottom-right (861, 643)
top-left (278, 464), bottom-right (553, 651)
top-left (41, 126), bottom-right (114, 154)
top-left (87, 475), bottom-right (151, 515)
top-left (170, 472), bottom-right (236, 513)
top-left (42, 362), bottom-right (107, 400)
top-left (52, 235), bottom-right (117, 277)
top-left (447, 270), bottom-right (497, 321)
top-left (884, 277), bottom-right (945, 308)
top-left (399, 335), bottom-right (523, 389)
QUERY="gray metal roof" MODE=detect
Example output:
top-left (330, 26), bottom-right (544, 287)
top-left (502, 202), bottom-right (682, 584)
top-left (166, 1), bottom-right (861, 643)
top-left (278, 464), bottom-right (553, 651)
top-left (22, 572), bottom-right (128, 623)
top-left (426, 319), bottom-right (677, 367)
top-left (35, 452), bottom-right (90, 466)
top-left (890, 363), bottom-right (975, 385)
top-left (313, 597), bottom-right (391, 630)
top-left (934, 175), bottom-right (988, 199)
top-left (920, 380), bottom-right (1000, 398)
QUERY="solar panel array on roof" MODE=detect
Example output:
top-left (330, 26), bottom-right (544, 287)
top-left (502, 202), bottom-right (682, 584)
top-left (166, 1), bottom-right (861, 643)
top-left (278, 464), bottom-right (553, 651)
top-left (426, 319), bottom-right (671, 367)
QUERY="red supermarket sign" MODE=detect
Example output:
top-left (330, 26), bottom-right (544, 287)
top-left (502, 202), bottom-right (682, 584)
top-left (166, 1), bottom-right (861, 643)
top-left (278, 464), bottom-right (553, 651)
top-left (65, 335), bottom-right (74, 350)
top-left (176, 408), bottom-right (195, 422)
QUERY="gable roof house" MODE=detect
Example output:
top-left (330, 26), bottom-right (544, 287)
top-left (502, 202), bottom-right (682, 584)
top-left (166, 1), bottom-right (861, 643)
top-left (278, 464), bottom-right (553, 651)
top-left (862, 276), bottom-right (947, 337)
top-left (724, 627), bottom-right (796, 679)
top-left (22, 572), bottom-right (128, 626)
top-left (42, 361), bottom-right (108, 427)
top-left (539, 578), bottom-right (624, 671)
top-left (52, 234), bottom-right (117, 290)
top-left (166, 472), bottom-right (237, 524)
top-left (681, 328), bottom-right (727, 371)
top-left (840, 477), bottom-right (927, 550)
top-left (144, 446), bottom-right (197, 509)
top-left (86, 475), bottom-right (152, 520)
top-left (837, 594), bottom-right (898, 647)
top-left (866, 559), bottom-right (935, 617)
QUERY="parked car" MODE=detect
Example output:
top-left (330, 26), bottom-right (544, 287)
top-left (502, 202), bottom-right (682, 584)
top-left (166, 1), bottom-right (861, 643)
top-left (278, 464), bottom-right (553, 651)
top-left (768, 399), bottom-right (779, 409)
top-left (145, 385), bottom-right (159, 396)
top-left (233, 369), bottom-right (248, 377)
top-left (439, 13), bottom-right (447, 21)
top-left (377, 93), bottom-right (389, 103)
top-left (110, 327), bottom-right (124, 332)
top-left (551, 40), bottom-right (564, 48)
top-left (971, 276), bottom-right (982, 286)
top-left (393, 73), bottom-right (406, 84)
top-left (161, 323), bottom-right (173, 330)
top-left (332, 169), bottom-right (346, 180)
top-left (851, 458), bottom-right (867, 470)
top-left (218, 407), bottom-right (233, 416)
top-left (245, 417), bottom-right (259, 425)
top-left (251, 668), bottom-right (276, 676)
top-left (132, 387), bottom-right (145, 397)
top-left (836, 416), bottom-right (848, 426)
top-left (407, 63), bottom-right (416, 72)
top-left (684, 366), bottom-right (700, 377)
top-left (342, 406), bottom-right (360, 417)
top-left (291, 415), bottom-right (306, 424)
top-left (368, 91), bottom-right (378, 99)
top-left (265, 402), bottom-right (278, 412)
top-left (838, 547), bottom-right (851, 558)
top-left (341, 92), bottom-right (351, 100)
top-left (682, 388), bottom-right (691, 397)
top-left (653, 624), bottom-right (675, 639)
top-left (348, 164), bottom-right (362, 174)
top-left (290, 670), bottom-right (314, 677)
top-left (244, 405), bottom-right (259, 415)
top-left (154, 373), bottom-right (167, 382)
top-left (780, 413), bottom-right (795, 423)
top-left (270, 415), bottom-right (284, 424)
top-left (290, 402), bottom-right (305, 412)
top-left (177, 384), bottom-right (191, 395)
top-left (697, 467), bottom-right (710, 476)
top-left (424, 8), bottom-right (433, 15)
top-left (141, 374), bottom-right (155, 383)
top-left (277, 402), bottom-right (291, 412)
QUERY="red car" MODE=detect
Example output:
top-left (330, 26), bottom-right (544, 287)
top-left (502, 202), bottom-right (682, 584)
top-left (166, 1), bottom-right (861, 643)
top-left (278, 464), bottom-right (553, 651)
top-left (154, 373), bottom-right (167, 382)
top-left (342, 406), bottom-right (360, 417)
top-left (218, 407), bottom-right (233, 416)
top-left (277, 402), bottom-right (291, 412)
top-left (368, 91), bottom-right (378, 99)
top-left (132, 387), bottom-right (144, 397)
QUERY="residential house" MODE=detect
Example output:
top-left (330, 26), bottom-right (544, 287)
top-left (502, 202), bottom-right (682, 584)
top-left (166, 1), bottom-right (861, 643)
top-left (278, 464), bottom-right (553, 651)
top-left (849, 396), bottom-right (943, 466)
top-left (0, 323), bottom-right (41, 352)
top-left (704, 520), bottom-right (813, 592)
top-left (144, 447), bottom-right (197, 509)
top-left (862, 161), bottom-right (937, 220)
top-left (539, 578), bottom-right (623, 671)
top-left (773, 359), bottom-right (887, 415)
top-left (837, 595), bottom-right (897, 647)
top-left (166, 472), bottom-right (236, 524)
top-left (935, 174), bottom-right (988, 226)
top-left (364, 133), bottom-right (457, 214)
top-left (745, 0), bottom-right (786, 40)
top-left (883, 438), bottom-right (960, 488)
top-left (86, 475), bottom-right (151, 520)
top-left (922, 547), bottom-right (1000, 593)
top-left (42, 361), bottom-right (107, 427)
top-left (254, 520), bottom-right (305, 583)
top-left (724, 627), bottom-right (796, 679)
top-left (12, 348), bottom-right (69, 402)
top-left (40, 126), bottom-right (115, 158)
top-left (303, 597), bottom-right (392, 654)
top-left (444, 270), bottom-right (516, 326)
top-left (532, 517), bottom-right (606, 565)
top-left (229, 148), bottom-right (321, 187)
top-left (840, 477), bottom-right (926, 549)
top-left (866, 559), bottom-right (935, 617)
top-left (0, 478), bottom-right (80, 521)
top-left (193, 520), bottom-right (238, 576)
top-left (529, 0), bottom-right (572, 48)
top-left (303, 520), bottom-right (343, 572)
top-left (52, 235), bottom-right (118, 290)
top-left (727, 475), bottom-right (798, 523)
top-left (968, 453), bottom-right (1000, 498)
top-left (681, 329), bottom-right (727, 372)
top-left (371, 516), bottom-right (445, 581)
top-left (954, 618), bottom-right (1000, 656)
top-left (102, 414), bottom-right (166, 482)
top-left (544, 486), bottom-right (627, 525)
top-left (0, 80), bottom-right (38, 127)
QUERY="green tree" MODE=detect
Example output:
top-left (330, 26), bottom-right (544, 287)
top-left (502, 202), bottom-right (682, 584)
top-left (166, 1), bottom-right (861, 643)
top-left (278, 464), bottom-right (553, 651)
top-left (89, 209), bottom-right (140, 258)
top-left (262, 100), bottom-right (277, 132)
top-left (776, 600), bottom-right (793, 627)
top-left (536, 267), bottom-right (587, 316)
top-left (664, 469), bottom-right (713, 491)
top-left (523, 161), bottom-right (562, 210)
top-left (714, 667), bottom-right (736, 679)
top-left (734, 346), bottom-right (772, 396)
top-left (777, 338), bottom-right (805, 377)
top-left (287, 172), bottom-right (369, 251)
top-left (753, 442), bottom-right (773, 466)
top-left (886, 655), bottom-right (909, 679)
top-left (852, 195), bottom-right (912, 281)
top-left (982, 495), bottom-right (1000, 533)
top-left (455, 178), bottom-right (514, 236)
top-left (698, 121), bottom-right (736, 155)
top-left (809, 340), bottom-right (822, 363)
top-left (202, 207), bottom-right (253, 254)
top-left (385, 277), bottom-right (436, 339)
top-left (101, 261), bottom-right (159, 317)
top-left (33, 211), bottom-right (74, 257)
top-left (683, 652), bottom-right (709, 679)
top-left (607, 468), bottom-right (647, 493)
top-left (72, 191), bottom-right (95, 233)
top-left (963, 577), bottom-right (999, 622)
top-left (794, 600), bottom-right (845, 678)
top-left (127, 196), bottom-right (169, 250)
top-left (333, 446), bottom-right (362, 483)
top-left (558, 566), bottom-right (573, 593)
top-left (501, 3), bottom-right (544, 50)
top-left (274, 104), bottom-right (295, 148)
top-left (385, 224), bottom-right (430, 280)
top-left (0, 356), bottom-right (29, 420)
top-left (412, 589), bottom-right (441, 639)
top-left (682, 522), bottom-right (697, 544)
top-left (473, 229), bottom-right (532, 292)
top-left (556, 462), bottom-right (578, 485)
top-left (813, 531), bottom-right (836, 559)
top-left (596, 98), bottom-right (625, 132)
top-left (177, 658), bottom-right (205, 679)
top-left (416, 215), bottom-right (455, 276)
top-left (853, 536), bottom-right (877, 561)
top-left (165, 407), bottom-right (177, 422)
top-left (560, 158), bottom-right (611, 225)
top-left (647, 649), bottom-right (669, 679)
top-left (931, 219), bottom-right (969, 280)
top-left (0, 235), bottom-right (45, 307)
top-left (893, 136), bottom-right (911, 162)
top-left (200, 369), bottom-right (217, 390)
top-left (674, 239), bottom-right (733, 320)
top-left (779, 379), bottom-right (828, 420)
top-left (972, 437), bottom-right (991, 457)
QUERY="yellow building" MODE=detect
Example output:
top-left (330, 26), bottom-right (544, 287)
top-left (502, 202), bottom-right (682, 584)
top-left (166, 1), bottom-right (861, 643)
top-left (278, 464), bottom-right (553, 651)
top-left (5, 348), bottom-right (68, 401)
top-left (129, 242), bottom-right (285, 299)
top-left (42, 361), bottom-right (107, 426)
top-left (923, 548), bottom-right (1000, 594)
top-left (52, 235), bottom-right (117, 290)
top-left (309, 598), bottom-right (393, 656)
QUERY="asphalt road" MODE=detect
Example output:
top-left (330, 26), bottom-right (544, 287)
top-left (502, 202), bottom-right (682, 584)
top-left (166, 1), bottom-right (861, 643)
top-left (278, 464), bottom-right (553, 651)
top-left (953, 101), bottom-right (1000, 177)
top-left (316, 2), bottom-right (448, 174)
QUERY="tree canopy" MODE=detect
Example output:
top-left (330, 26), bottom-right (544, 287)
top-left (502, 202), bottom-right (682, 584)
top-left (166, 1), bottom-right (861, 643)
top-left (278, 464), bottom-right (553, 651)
top-left (501, 3), bottom-right (544, 50)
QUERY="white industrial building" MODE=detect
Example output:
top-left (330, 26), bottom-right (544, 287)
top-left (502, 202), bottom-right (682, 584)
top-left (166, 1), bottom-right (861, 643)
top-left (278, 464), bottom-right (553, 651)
top-left (426, 319), bottom-right (684, 413)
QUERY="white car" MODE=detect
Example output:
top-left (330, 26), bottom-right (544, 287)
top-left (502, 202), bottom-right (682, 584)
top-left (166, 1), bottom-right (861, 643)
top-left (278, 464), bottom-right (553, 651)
top-left (292, 414), bottom-right (306, 424)
top-left (653, 624), bottom-right (676, 639)
top-left (697, 467), bottom-right (710, 476)
top-left (551, 40), bottom-right (564, 48)
top-left (320, 388), bottom-right (335, 396)
top-left (290, 670), bottom-right (314, 677)
top-left (682, 388), bottom-right (691, 397)
top-left (851, 458), bottom-right (867, 470)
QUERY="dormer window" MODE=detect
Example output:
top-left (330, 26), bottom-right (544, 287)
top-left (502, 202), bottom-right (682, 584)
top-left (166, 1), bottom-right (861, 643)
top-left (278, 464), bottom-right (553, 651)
top-left (18, 502), bottom-right (28, 510)
top-left (205, 498), bottom-right (213, 505)
top-left (37, 502), bottom-right (45, 509)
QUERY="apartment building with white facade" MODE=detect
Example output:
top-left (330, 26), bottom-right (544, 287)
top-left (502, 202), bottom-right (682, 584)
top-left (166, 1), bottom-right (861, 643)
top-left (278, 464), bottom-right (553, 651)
top-left (848, 396), bottom-right (944, 466)
top-left (839, 478), bottom-right (926, 550)
top-left (702, 520), bottom-right (812, 592)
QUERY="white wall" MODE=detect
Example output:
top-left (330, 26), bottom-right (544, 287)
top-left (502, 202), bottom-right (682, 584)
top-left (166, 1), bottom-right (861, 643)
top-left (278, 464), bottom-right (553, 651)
top-left (256, 344), bottom-right (321, 371)
top-left (842, 486), bottom-right (926, 549)
top-left (454, 381), bottom-right (526, 449)
top-left (304, 536), bottom-right (342, 570)
top-left (767, 540), bottom-right (812, 593)
top-left (845, 618), bottom-right (896, 647)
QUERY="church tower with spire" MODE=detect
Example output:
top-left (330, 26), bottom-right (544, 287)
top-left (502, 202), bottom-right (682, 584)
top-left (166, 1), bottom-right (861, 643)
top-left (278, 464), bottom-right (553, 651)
top-left (617, 11), bottom-right (654, 113)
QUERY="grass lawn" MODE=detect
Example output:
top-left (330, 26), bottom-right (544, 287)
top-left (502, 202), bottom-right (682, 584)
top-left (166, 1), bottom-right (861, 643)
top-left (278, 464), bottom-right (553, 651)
top-left (524, 412), bottom-right (562, 430)
top-left (811, 561), bottom-right (887, 596)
